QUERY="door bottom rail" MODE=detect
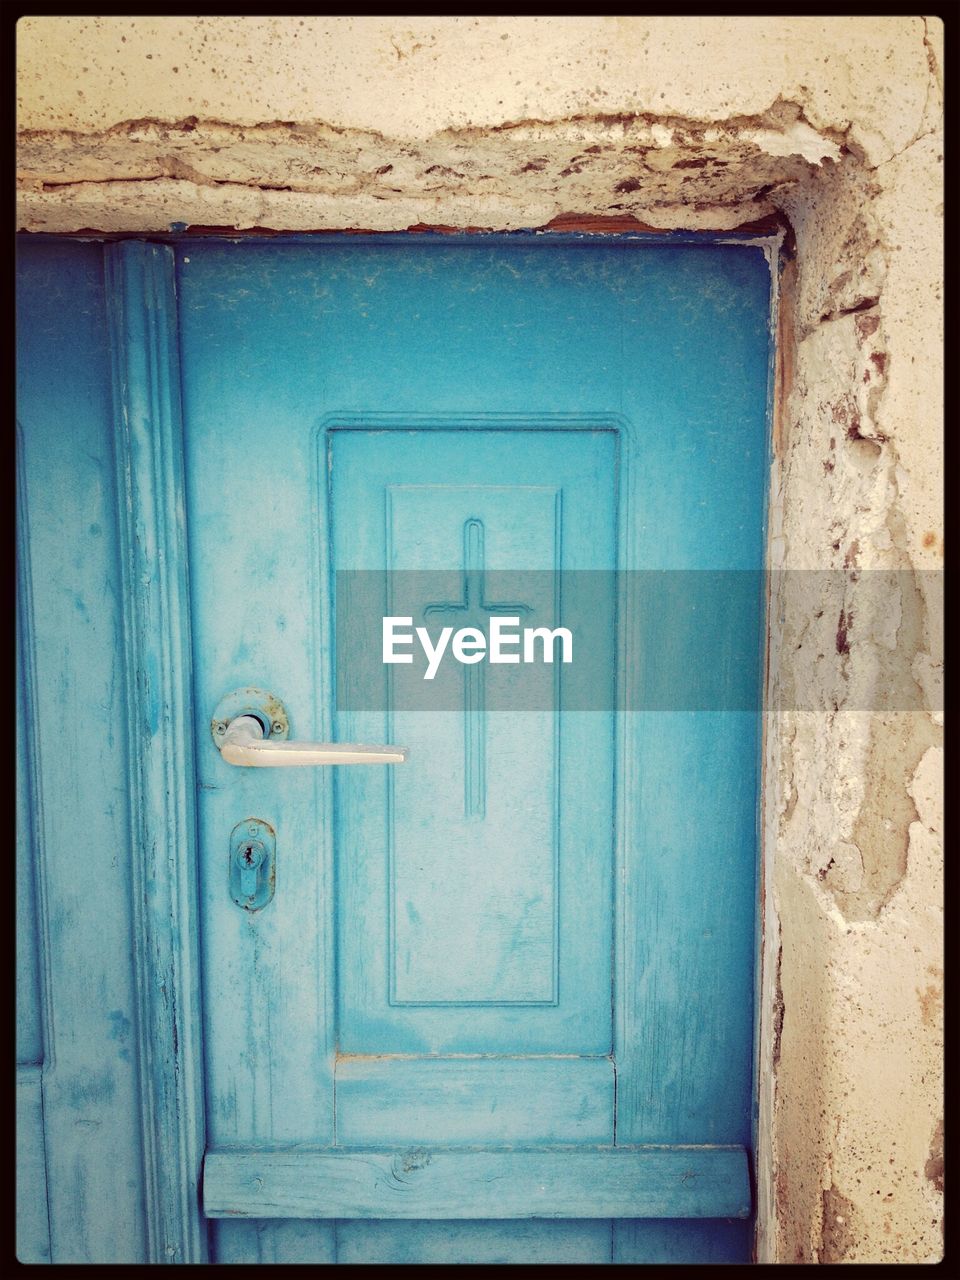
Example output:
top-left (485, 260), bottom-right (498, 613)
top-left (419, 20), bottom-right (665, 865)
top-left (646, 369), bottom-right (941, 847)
top-left (202, 1146), bottom-right (751, 1220)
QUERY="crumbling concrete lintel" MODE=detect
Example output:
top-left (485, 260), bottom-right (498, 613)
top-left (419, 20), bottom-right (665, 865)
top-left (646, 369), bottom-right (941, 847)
top-left (17, 100), bottom-right (864, 237)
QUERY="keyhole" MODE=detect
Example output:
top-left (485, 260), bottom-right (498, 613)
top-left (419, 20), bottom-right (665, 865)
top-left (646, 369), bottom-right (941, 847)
top-left (230, 819), bottom-right (274, 912)
top-left (238, 842), bottom-right (263, 869)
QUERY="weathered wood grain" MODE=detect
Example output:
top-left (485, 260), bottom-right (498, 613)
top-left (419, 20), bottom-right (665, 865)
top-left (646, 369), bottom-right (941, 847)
top-left (106, 241), bottom-right (207, 1261)
top-left (17, 241), bottom-right (148, 1263)
top-left (16, 1068), bottom-right (50, 1263)
top-left (204, 1146), bottom-right (751, 1220)
top-left (612, 247), bottom-right (769, 1149)
top-left (18, 236), bottom-right (771, 1265)
top-left (335, 1056), bottom-right (614, 1145)
top-left (335, 1219), bottom-right (613, 1264)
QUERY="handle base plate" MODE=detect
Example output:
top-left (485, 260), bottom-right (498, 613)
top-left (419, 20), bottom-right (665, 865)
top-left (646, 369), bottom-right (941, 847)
top-left (211, 688), bottom-right (289, 750)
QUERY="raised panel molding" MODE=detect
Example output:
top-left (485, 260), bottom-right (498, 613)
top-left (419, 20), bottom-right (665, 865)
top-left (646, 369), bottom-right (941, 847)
top-left (105, 241), bottom-right (207, 1263)
top-left (385, 484), bottom-right (562, 1007)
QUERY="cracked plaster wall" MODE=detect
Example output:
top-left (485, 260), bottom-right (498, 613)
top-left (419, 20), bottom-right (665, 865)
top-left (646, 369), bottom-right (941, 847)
top-left (16, 15), bottom-right (943, 1264)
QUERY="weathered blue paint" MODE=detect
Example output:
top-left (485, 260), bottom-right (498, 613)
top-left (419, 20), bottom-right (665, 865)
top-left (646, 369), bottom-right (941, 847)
top-left (16, 440), bottom-right (51, 1261)
top-left (104, 242), bottom-right (208, 1263)
top-left (16, 241), bottom-right (149, 1263)
top-left (333, 427), bottom-right (616, 1048)
top-left (179, 238), bottom-right (770, 1263)
top-left (203, 1148), bottom-right (752, 1219)
top-left (17, 234), bottom-right (772, 1265)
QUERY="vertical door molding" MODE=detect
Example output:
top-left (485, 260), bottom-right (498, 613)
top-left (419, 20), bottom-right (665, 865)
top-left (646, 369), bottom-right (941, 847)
top-left (16, 422), bottom-right (53, 1263)
top-left (105, 241), bottom-right (207, 1263)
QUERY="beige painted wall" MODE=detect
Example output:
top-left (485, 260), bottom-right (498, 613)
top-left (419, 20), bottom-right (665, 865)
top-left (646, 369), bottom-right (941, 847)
top-left (17, 15), bottom-right (943, 1263)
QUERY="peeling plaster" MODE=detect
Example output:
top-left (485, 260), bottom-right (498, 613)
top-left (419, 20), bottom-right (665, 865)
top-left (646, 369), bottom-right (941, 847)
top-left (821, 1184), bottom-right (858, 1262)
top-left (763, 71), bottom-right (942, 1254)
top-left (18, 101), bottom-right (848, 236)
top-left (15, 13), bottom-right (943, 1265)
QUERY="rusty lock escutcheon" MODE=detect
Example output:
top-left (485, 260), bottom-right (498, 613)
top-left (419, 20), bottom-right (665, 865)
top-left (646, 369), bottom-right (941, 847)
top-left (229, 818), bottom-right (276, 912)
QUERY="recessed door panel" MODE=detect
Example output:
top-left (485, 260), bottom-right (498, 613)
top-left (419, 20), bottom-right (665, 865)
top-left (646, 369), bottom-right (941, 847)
top-left (332, 430), bottom-right (615, 1057)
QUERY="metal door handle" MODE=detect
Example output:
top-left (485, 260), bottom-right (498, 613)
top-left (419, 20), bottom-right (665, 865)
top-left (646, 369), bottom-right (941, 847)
top-left (218, 715), bottom-right (408, 767)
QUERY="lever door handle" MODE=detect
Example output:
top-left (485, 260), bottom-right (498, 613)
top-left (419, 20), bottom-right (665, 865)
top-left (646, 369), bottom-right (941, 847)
top-left (217, 715), bottom-right (408, 767)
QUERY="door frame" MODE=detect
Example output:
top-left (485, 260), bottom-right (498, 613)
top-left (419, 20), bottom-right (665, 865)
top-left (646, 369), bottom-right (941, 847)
top-left (104, 232), bottom-right (780, 1262)
top-left (105, 242), bottom-right (207, 1263)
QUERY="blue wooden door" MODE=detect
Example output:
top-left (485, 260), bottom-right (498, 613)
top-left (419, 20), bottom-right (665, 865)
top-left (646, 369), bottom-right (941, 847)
top-left (178, 236), bottom-right (770, 1264)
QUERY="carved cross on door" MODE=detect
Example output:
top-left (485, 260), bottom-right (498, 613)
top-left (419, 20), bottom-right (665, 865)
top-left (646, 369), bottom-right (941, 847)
top-left (423, 518), bottom-right (532, 818)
